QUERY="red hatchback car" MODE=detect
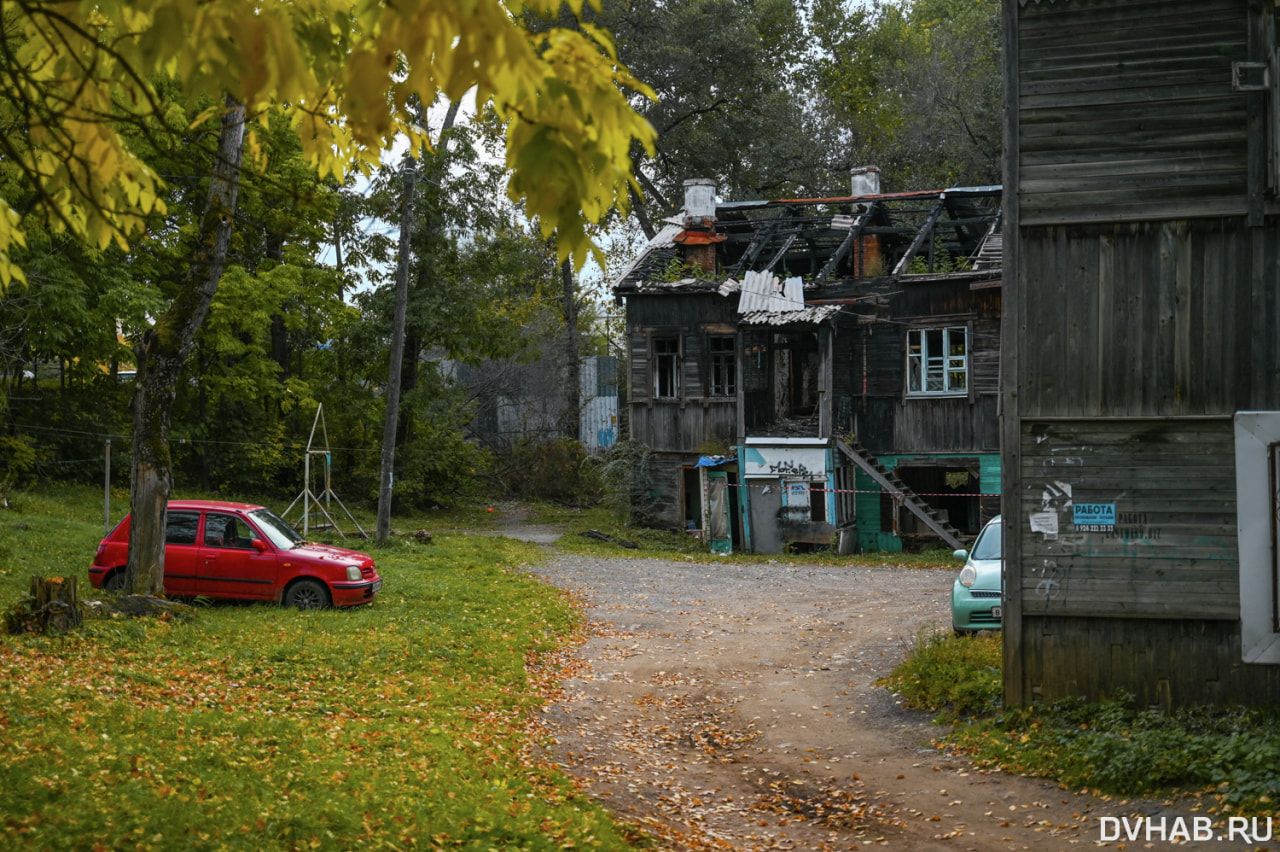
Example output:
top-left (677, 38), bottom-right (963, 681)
top-left (89, 500), bottom-right (382, 608)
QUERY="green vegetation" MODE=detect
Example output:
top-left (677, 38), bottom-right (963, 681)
top-left (879, 627), bottom-right (1002, 720)
top-left (0, 487), bottom-right (648, 851)
top-left (884, 629), bottom-right (1280, 817)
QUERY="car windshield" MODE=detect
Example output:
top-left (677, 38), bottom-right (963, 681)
top-left (970, 521), bottom-right (1002, 561)
top-left (249, 508), bottom-right (306, 549)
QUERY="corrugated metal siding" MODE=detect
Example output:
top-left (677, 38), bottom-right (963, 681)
top-left (580, 356), bottom-right (619, 452)
top-left (1017, 0), bottom-right (1249, 225)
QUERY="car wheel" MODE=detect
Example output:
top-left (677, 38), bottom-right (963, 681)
top-left (284, 578), bottom-right (330, 610)
top-left (103, 571), bottom-right (126, 593)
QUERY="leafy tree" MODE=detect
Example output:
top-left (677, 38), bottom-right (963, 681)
top-left (593, 0), bottom-right (841, 234)
top-left (808, 0), bottom-right (1003, 191)
top-left (0, 0), bottom-right (656, 280)
top-left (0, 1), bottom-right (655, 594)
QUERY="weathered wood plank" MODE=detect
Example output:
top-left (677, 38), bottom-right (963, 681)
top-left (1022, 616), bottom-right (1280, 709)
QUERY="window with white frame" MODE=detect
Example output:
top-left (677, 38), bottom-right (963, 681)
top-left (1236, 412), bottom-right (1280, 663)
top-left (907, 326), bottom-right (968, 396)
top-left (653, 336), bottom-right (681, 398)
top-left (708, 336), bottom-right (736, 397)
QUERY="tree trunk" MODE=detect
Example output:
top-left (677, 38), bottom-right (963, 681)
top-left (560, 258), bottom-right (581, 440)
top-left (124, 98), bottom-right (246, 595)
top-left (397, 329), bottom-right (419, 448)
top-left (5, 576), bottom-right (83, 635)
top-left (376, 159), bottom-right (416, 542)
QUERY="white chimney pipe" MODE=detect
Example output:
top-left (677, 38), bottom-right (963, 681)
top-left (851, 166), bottom-right (881, 197)
top-left (683, 178), bottom-right (717, 225)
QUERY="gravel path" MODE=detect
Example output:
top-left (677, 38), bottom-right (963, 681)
top-left (524, 552), bottom-right (1251, 852)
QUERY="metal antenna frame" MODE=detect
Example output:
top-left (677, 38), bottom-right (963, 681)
top-left (282, 404), bottom-right (368, 538)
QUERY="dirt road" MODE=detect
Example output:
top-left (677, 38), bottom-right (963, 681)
top-left (524, 553), bottom-right (1264, 852)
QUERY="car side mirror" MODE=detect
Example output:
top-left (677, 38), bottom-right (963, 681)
top-left (952, 549), bottom-right (968, 561)
top-left (252, 539), bottom-right (268, 553)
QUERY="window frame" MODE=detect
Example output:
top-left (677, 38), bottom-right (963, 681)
top-left (1236, 412), bottom-right (1280, 663)
top-left (906, 325), bottom-right (969, 398)
top-left (707, 335), bottom-right (736, 398)
top-left (652, 335), bottom-right (682, 399)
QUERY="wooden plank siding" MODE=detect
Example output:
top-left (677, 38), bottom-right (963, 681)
top-left (1005, 0), bottom-right (1280, 707)
top-left (627, 292), bottom-right (741, 455)
top-left (1017, 0), bottom-right (1251, 225)
top-left (833, 287), bottom-right (1001, 456)
top-left (1021, 617), bottom-right (1280, 710)
top-left (1017, 220), bottom-right (1280, 418)
top-left (628, 402), bottom-right (737, 455)
top-left (894, 396), bottom-right (1000, 454)
top-left (1018, 418), bottom-right (1237, 620)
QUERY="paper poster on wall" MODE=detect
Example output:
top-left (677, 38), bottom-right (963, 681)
top-left (1073, 503), bottom-right (1116, 532)
top-left (1029, 511), bottom-right (1059, 539)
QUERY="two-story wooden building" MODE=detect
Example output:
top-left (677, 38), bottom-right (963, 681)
top-left (1003, 0), bottom-right (1280, 708)
top-left (613, 175), bottom-right (1003, 553)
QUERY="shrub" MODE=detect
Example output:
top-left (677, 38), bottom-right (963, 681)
top-left (501, 437), bottom-right (603, 507)
top-left (584, 440), bottom-right (660, 525)
top-left (879, 627), bottom-right (1002, 719)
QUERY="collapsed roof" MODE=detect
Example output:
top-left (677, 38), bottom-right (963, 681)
top-left (612, 185), bottom-right (1003, 304)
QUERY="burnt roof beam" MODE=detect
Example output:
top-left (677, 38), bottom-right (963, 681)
top-left (891, 197), bottom-right (948, 277)
top-left (812, 202), bottom-right (877, 286)
top-left (729, 209), bottom-right (797, 277)
top-left (762, 231), bottom-right (801, 273)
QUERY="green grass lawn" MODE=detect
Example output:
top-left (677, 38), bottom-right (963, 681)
top-left (883, 627), bottom-right (1280, 818)
top-left (0, 487), bottom-right (647, 851)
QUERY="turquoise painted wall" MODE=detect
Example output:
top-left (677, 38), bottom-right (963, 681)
top-left (855, 453), bottom-right (1000, 553)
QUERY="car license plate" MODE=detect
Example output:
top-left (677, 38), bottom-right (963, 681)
top-left (372, 580), bottom-right (382, 593)
top-left (992, 605), bottom-right (1002, 619)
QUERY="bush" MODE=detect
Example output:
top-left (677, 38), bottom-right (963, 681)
top-left (0, 434), bottom-right (40, 507)
top-left (584, 440), bottom-right (659, 525)
top-left (500, 437), bottom-right (602, 507)
top-left (879, 627), bottom-right (1002, 719)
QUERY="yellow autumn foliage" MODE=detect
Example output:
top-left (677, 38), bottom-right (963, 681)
top-left (0, 0), bottom-right (656, 285)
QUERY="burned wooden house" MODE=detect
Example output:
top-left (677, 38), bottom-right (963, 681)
top-left (613, 174), bottom-right (1003, 554)
top-left (1003, 0), bottom-right (1280, 708)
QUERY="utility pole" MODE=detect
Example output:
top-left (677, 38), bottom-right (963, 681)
top-left (377, 157), bottom-right (416, 542)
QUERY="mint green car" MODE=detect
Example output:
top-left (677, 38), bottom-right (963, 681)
top-left (951, 515), bottom-right (1002, 634)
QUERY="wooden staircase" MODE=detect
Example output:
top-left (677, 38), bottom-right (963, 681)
top-left (969, 212), bottom-right (1003, 271)
top-left (835, 439), bottom-right (967, 550)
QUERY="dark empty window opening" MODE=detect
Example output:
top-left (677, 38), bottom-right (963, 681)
top-left (774, 331), bottom-right (821, 419)
top-left (654, 337), bottom-right (680, 399)
top-left (809, 483), bottom-right (827, 524)
top-left (682, 467), bottom-right (701, 531)
top-left (709, 336), bottom-right (736, 397)
top-left (891, 463), bottom-right (981, 536)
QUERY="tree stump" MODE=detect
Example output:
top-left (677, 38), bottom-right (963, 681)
top-left (5, 575), bottom-right (85, 635)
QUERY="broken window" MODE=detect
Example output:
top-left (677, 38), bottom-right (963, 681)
top-left (906, 326), bottom-right (968, 396)
top-left (709, 336), bottom-right (736, 397)
top-left (653, 336), bottom-right (681, 398)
